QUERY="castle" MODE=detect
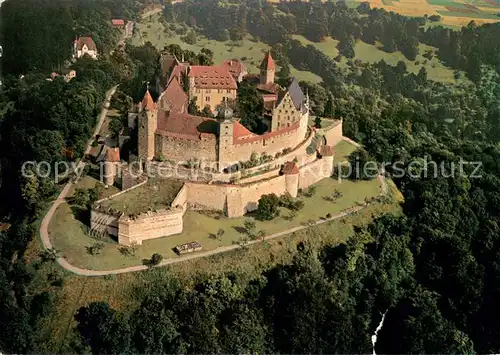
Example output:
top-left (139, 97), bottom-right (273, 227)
top-left (94, 51), bottom-right (344, 246)
top-left (135, 51), bottom-right (310, 173)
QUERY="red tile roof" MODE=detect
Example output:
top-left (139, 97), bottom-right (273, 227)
top-left (256, 82), bottom-right (281, 94)
top-left (112, 19), bottom-right (125, 26)
top-left (233, 121), bottom-right (254, 140)
top-left (281, 161), bottom-right (299, 175)
top-left (162, 77), bottom-right (188, 113)
top-left (169, 63), bottom-right (188, 83)
top-left (234, 122), bottom-right (300, 145)
top-left (221, 60), bottom-right (247, 79)
top-left (141, 90), bottom-right (156, 111)
top-left (156, 111), bottom-right (217, 140)
top-left (76, 36), bottom-right (97, 51)
top-left (105, 147), bottom-right (120, 162)
top-left (188, 65), bottom-right (237, 90)
top-left (260, 51), bottom-right (275, 71)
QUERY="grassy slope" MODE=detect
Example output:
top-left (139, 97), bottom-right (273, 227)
top-left (132, 14), bottom-right (322, 83)
top-left (292, 34), bottom-right (470, 84)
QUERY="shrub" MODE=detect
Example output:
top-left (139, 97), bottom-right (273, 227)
top-left (150, 253), bottom-right (163, 266)
top-left (257, 194), bottom-right (280, 220)
top-left (86, 242), bottom-right (105, 256)
top-left (216, 228), bottom-right (225, 239)
top-left (304, 186), bottom-right (317, 198)
top-left (326, 213), bottom-right (332, 218)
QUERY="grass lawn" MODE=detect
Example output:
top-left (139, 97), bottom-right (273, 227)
top-left (98, 178), bottom-right (184, 216)
top-left (131, 14), bottom-right (320, 83)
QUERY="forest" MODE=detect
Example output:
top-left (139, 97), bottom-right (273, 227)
top-left (1, 0), bottom-right (500, 353)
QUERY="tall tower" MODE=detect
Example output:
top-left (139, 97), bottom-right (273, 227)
top-left (217, 108), bottom-right (235, 172)
top-left (260, 50), bottom-right (275, 85)
top-left (138, 90), bottom-right (157, 163)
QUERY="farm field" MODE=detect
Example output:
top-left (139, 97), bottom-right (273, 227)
top-left (343, 0), bottom-right (500, 26)
top-left (131, 14), bottom-right (320, 82)
top-left (292, 34), bottom-right (470, 84)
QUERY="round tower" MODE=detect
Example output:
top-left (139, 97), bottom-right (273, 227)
top-left (217, 107), bottom-right (235, 172)
top-left (282, 161), bottom-right (300, 198)
top-left (103, 147), bottom-right (120, 187)
top-left (319, 145), bottom-right (335, 177)
top-left (138, 90), bottom-right (158, 164)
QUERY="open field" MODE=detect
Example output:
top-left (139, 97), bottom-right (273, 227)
top-left (131, 14), bottom-right (320, 82)
top-left (292, 34), bottom-right (470, 84)
top-left (343, 0), bottom-right (499, 26)
top-left (34, 178), bottom-right (403, 352)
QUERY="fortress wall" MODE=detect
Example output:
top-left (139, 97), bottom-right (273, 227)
top-left (171, 184), bottom-right (188, 212)
top-left (118, 208), bottom-right (184, 246)
top-left (239, 168), bottom-right (280, 184)
top-left (229, 127), bottom-right (302, 164)
top-left (234, 175), bottom-right (288, 216)
top-left (156, 134), bottom-right (217, 162)
top-left (298, 158), bottom-right (332, 190)
top-left (90, 210), bottom-right (119, 236)
top-left (322, 120), bottom-right (343, 147)
top-left (185, 182), bottom-right (229, 211)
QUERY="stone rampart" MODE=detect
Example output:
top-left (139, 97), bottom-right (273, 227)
top-left (118, 207), bottom-right (184, 245)
top-left (156, 133), bottom-right (217, 162)
top-left (298, 156), bottom-right (334, 190)
top-left (322, 119), bottom-right (343, 147)
top-left (90, 210), bottom-right (119, 236)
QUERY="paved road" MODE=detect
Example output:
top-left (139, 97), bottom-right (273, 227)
top-left (40, 143), bottom-right (387, 277)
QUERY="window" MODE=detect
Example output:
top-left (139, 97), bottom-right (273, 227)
top-left (227, 89), bottom-right (231, 93)
top-left (206, 97), bottom-right (210, 102)
top-left (277, 122), bottom-right (280, 128)
top-left (206, 89), bottom-right (211, 93)
top-left (218, 89), bottom-right (223, 93)
top-left (196, 89), bottom-right (200, 94)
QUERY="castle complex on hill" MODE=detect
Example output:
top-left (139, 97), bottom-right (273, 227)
top-left (134, 51), bottom-right (310, 172)
top-left (93, 51), bottom-right (345, 246)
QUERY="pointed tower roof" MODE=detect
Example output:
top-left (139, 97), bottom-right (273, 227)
top-left (260, 50), bottom-right (275, 71)
top-left (141, 90), bottom-right (156, 111)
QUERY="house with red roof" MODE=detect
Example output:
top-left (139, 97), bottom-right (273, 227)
top-left (111, 19), bottom-right (125, 28)
top-left (187, 65), bottom-right (238, 112)
top-left (221, 60), bottom-right (248, 83)
top-left (73, 36), bottom-right (98, 60)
